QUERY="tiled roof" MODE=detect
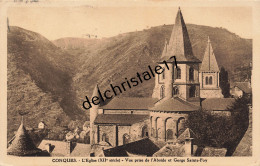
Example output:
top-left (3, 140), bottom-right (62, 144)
top-left (103, 138), bottom-right (160, 156)
top-left (161, 8), bottom-right (200, 63)
top-left (7, 122), bottom-right (41, 156)
top-left (38, 140), bottom-right (91, 157)
top-left (94, 114), bottom-right (149, 125)
top-left (177, 128), bottom-right (197, 142)
top-left (149, 97), bottom-right (200, 112)
top-left (101, 97), bottom-right (157, 110)
top-left (232, 82), bottom-right (252, 94)
top-left (200, 37), bottom-right (220, 72)
top-left (153, 144), bottom-right (226, 157)
top-left (201, 98), bottom-right (235, 111)
top-left (153, 144), bottom-right (198, 157)
top-left (201, 146), bottom-right (227, 156)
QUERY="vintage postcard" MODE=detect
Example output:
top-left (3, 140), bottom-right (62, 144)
top-left (0, 0), bottom-right (260, 165)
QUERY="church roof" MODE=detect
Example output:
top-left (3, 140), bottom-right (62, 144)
top-left (101, 97), bottom-right (157, 110)
top-left (149, 97), bottom-right (200, 112)
top-left (94, 114), bottom-right (149, 125)
top-left (103, 138), bottom-right (159, 156)
top-left (7, 122), bottom-right (41, 156)
top-left (201, 98), bottom-right (235, 111)
top-left (200, 37), bottom-right (220, 72)
top-left (161, 8), bottom-right (200, 63)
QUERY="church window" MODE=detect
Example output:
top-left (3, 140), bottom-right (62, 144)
top-left (160, 85), bottom-right (165, 99)
top-left (162, 68), bottom-right (165, 79)
top-left (173, 87), bottom-right (179, 96)
top-left (209, 76), bottom-right (213, 85)
top-left (189, 86), bottom-right (196, 98)
top-left (166, 129), bottom-right (174, 140)
top-left (205, 76), bottom-right (209, 85)
top-left (123, 134), bottom-right (130, 145)
top-left (177, 118), bottom-right (186, 137)
top-left (177, 67), bottom-right (181, 79)
top-left (142, 125), bottom-right (149, 138)
top-left (102, 133), bottom-right (109, 143)
top-left (189, 67), bottom-right (194, 81)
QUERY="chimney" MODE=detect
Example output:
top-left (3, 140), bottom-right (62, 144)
top-left (45, 143), bottom-right (51, 153)
top-left (184, 138), bottom-right (193, 157)
top-left (66, 141), bottom-right (72, 155)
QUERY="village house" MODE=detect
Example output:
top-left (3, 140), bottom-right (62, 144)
top-left (38, 121), bottom-right (47, 129)
top-left (230, 82), bottom-right (252, 98)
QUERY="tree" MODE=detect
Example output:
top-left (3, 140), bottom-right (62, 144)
top-left (187, 96), bottom-right (250, 155)
top-left (219, 67), bottom-right (230, 98)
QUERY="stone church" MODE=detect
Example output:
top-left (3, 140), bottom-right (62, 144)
top-left (89, 8), bottom-right (233, 148)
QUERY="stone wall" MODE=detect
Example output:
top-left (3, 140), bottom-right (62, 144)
top-left (150, 111), bottom-right (189, 141)
top-left (118, 126), bottom-right (131, 146)
top-left (99, 125), bottom-right (116, 146)
top-left (200, 89), bottom-right (223, 98)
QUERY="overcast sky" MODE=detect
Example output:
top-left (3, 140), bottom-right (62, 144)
top-left (8, 5), bottom-right (252, 40)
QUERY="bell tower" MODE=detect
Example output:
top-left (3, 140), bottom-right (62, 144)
top-left (199, 37), bottom-right (223, 98)
top-left (152, 7), bottom-right (201, 102)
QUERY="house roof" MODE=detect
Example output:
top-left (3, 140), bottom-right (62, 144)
top-left (161, 8), bottom-right (200, 63)
top-left (200, 37), bottom-right (220, 72)
top-left (153, 144), bottom-right (198, 157)
top-left (201, 98), bottom-right (235, 111)
top-left (7, 122), bottom-right (41, 156)
top-left (38, 140), bottom-right (91, 157)
top-left (94, 114), bottom-right (149, 125)
top-left (153, 144), bottom-right (226, 157)
top-left (103, 138), bottom-right (160, 156)
top-left (149, 97), bottom-right (200, 112)
top-left (232, 82), bottom-right (252, 94)
top-left (101, 97), bottom-right (157, 110)
top-left (201, 146), bottom-right (227, 156)
top-left (177, 128), bottom-right (197, 141)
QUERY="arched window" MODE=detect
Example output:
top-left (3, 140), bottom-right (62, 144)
top-left (189, 86), bottom-right (196, 98)
top-left (162, 68), bottom-right (165, 79)
top-left (189, 67), bottom-right (194, 81)
top-left (205, 76), bottom-right (209, 85)
top-left (173, 86), bottom-right (179, 96)
top-left (166, 129), bottom-right (174, 140)
top-left (177, 118), bottom-right (186, 137)
top-left (123, 134), bottom-right (130, 145)
top-left (209, 76), bottom-right (213, 85)
top-left (102, 133), bottom-right (109, 143)
top-left (142, 125), bottom-right (149, 138)
top-left (160, 85), bottom-right (165, 99)
top-left (177, 67), bottom-right (181, 79)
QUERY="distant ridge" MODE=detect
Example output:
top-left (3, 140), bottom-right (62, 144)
top-left (53, 24), bottom-right (252, 108)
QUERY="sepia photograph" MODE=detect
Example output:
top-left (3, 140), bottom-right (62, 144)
top-left (0, 0), bottom-right (259, 165)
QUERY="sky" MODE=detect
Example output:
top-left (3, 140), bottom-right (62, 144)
top-left (7, 5), bottom-right (252, 40)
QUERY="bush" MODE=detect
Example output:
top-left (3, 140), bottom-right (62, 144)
top-left (188, 95), bottom-right (250, 150)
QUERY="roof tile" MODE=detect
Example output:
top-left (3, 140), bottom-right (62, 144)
top-left (94, 114), bottom-right (149, 125)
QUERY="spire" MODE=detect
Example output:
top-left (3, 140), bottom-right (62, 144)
top-left (200, 37), bottom-right (219, 72)
top-left (162, 8), bottom-right (200, 63)
top-left (7, 122), bottom-right (41, 156)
